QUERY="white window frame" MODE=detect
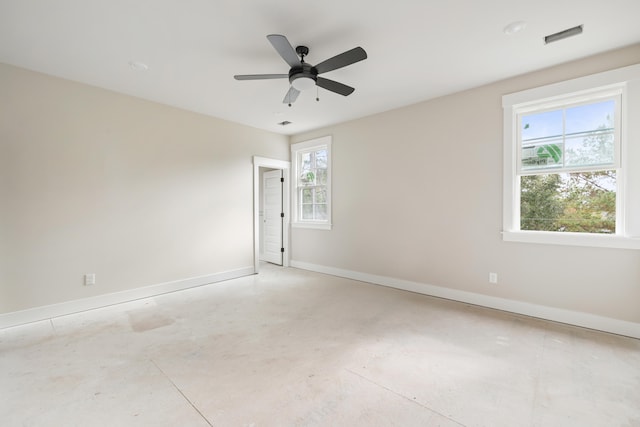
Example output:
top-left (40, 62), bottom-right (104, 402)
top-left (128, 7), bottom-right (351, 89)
top-left (502, 64), bottom-right (640, 249)
top-left (291, 136), bottom-right (332, 230)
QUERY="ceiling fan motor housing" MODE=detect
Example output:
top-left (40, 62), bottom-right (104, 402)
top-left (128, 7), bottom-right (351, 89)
top-left (289, 62), bottom-right (317, 90)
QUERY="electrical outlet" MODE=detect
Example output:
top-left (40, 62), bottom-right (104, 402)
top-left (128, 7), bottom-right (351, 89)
top-left (84, 273), bottom-right (96, 286)
top-left (489, 272), bottom-right (498, 284)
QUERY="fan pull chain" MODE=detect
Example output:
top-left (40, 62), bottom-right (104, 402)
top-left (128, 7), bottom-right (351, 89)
top-left (316, 86), bottom-right (319, 102)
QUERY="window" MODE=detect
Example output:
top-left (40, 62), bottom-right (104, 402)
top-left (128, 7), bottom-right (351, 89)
top-left (519, 94), bottom-right (620, 233)
top-left (291, 136), bottom-right (332, 229)
top-left (503, 64), bottom-right (640, 249)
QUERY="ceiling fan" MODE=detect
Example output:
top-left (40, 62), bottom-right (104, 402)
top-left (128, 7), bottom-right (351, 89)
top-left (234, 34), bottom-right (367, 106)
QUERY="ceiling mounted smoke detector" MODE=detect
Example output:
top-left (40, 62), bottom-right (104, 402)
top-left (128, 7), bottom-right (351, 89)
top-left (503, 21), bottom-right (527, 35)
top-left (128, 61), bottom-right (148, 71)
top-left (544, 25), bottom-right (583, 44)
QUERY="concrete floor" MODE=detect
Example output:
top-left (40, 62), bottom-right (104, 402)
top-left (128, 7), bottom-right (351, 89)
top-left (1, 264), bottom-right (639, 426)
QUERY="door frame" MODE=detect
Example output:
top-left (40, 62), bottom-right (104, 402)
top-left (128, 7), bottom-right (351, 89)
top-left (253, 156), bottom-right (290, 273)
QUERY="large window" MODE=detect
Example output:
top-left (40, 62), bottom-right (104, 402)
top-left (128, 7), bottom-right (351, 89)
top-left (291, 136), bottom-right (332, 229)
top-left (519, 94), bottom-right (620, 233)
top-left (503, 64), bottom-right (640, 249)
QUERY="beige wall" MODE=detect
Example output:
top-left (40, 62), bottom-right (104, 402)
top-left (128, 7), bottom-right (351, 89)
top-left (291, 44), bottom-right (640, 324)
top-left (2, 45), bottom-right (639, 325)
top-left (0, 63), bottom-right (289, 314)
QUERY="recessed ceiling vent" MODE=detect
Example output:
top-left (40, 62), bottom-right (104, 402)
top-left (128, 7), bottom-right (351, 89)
top-left (544, 25), bottom-right (583, 44)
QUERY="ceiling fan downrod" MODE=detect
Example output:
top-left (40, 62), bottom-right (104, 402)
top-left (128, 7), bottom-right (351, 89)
top-left (295, 45), bottom-right (309, 62)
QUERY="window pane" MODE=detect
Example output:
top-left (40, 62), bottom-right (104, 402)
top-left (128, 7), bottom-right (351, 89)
top-left (300, 170), bottom-right (315, 186)
top-left (302, 188), bottom-right (312, 203)
top-left (314, 204), bottom-right (327, 220)
top-left (314, 188), bottom-right (326, 203)
top-left (520, 171), bottom-right (616, 233)
top-left (564, 132), bottom-right (614, 168)
top-left (565, 100), bottom-right (614, 134)
top-left (315, 168), bottom-right (327, 185)
top-left (521, 140), bottom-right (564, 171)
top-left (521, 109), bottom-right (564, 171)
top-left (315, 149), bottom-right (327, 168)
top-left (564, 100), bottom-right (615, 168)
top-left (300, 152), bottom-right (312, 171)
top-left (521, 110), bottom-right (563, 142)
top-left (302, 204), bottom-right (313, 220)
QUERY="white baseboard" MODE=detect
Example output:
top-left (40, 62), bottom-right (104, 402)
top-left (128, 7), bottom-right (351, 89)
top-left (290, 260), bottom-right (640, 340)
top-left (0, 267), bottom-right (255, 329)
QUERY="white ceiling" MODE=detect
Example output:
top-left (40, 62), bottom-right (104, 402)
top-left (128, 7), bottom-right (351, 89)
top-left (1, 1), bottom-right (639, 135)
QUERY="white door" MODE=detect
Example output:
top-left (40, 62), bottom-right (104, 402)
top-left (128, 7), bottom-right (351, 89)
top-left (261, 169), bottom-right (283, 265)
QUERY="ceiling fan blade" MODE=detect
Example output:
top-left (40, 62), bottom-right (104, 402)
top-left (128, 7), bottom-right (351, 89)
top-left (315, 47), bottom-right (367, 74)
top-left (267, 34), bottom-right (300, 68)
top-left (234, 74), bottom-right (288, 80)
top-left (282, 86), bottom-right (300, 104)
top-left (316, 77), bottom-right (355, 96)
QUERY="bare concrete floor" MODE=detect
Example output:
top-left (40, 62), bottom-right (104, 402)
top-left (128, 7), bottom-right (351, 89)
top-left (2, 264), bottom-right (640, 426)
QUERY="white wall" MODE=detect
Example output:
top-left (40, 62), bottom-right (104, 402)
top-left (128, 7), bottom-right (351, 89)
top-left (290, 44), bottom-right (640, 328)
top-left (0, 63), bottom-right (289, 315)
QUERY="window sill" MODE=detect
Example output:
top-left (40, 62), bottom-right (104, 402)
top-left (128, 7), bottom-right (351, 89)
top-left (502, 230), bottom-right (640, 250)
top-left (292, 222), bottom-right (332, 230)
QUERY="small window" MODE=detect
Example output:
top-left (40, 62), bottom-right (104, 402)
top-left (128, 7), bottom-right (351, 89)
top-left (291, 136), bottom-right (332, 229)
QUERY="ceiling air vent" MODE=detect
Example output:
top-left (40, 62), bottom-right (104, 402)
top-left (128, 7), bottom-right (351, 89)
top-left (544, 25), bottom-right (583, 44)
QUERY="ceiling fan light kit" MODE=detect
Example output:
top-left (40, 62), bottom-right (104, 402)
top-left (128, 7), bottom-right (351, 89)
top-left (291, 76), bottom-right (315, 91)
top-left (234, 34), bottom-right (367, 106)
